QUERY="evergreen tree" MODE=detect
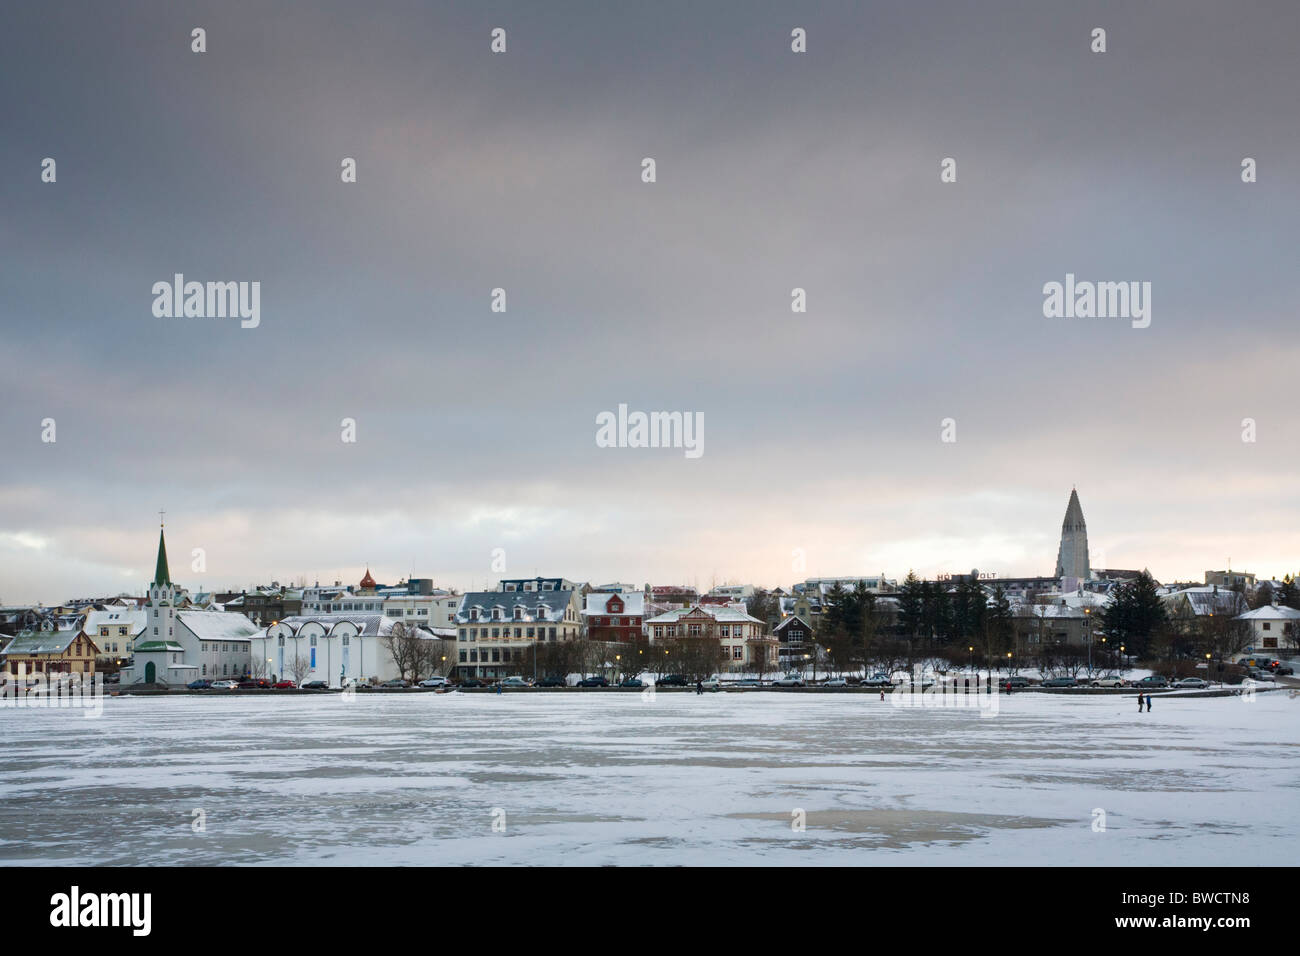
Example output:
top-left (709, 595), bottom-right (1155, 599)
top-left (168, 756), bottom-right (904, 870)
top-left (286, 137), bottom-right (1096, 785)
top-left (1100, 571), bottom-right (1167, 660)
top-left (898, 571), bottom-right (924, 639)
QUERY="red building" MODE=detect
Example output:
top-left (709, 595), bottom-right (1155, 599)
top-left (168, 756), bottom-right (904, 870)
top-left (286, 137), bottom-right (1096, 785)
top-left (583, 591), bottom-right (646, 644)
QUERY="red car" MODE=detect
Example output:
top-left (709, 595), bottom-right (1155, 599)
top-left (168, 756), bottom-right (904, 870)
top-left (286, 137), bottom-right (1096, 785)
top-left (272, 680), bottom-right (296, 689)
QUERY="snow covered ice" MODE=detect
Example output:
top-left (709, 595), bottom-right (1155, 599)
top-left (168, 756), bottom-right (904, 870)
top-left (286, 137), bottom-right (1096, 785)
top-left (1, 690), bottom-right (1296, 865)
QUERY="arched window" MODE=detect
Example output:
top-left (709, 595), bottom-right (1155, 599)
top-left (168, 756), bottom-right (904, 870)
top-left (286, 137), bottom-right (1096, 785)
top-left (310, 636), bottom-right (317, 647)
top-left (342, 635), bottom-right (350, 647)
top-left (277, 636), bottom-right (285, 647)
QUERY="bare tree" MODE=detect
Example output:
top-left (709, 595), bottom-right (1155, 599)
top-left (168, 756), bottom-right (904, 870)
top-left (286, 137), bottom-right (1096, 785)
top-left (287, 653), bottom-right (312, 685)
top-left (382, 622), bottom-right (430, 683)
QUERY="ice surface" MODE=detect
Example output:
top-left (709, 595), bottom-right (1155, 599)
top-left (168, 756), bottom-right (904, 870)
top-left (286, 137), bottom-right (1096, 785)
top-left (1, 690), bottom-right (1295, 865)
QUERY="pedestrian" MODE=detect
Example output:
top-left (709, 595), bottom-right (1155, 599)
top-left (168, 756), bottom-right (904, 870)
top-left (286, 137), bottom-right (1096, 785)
top-left (1137, 693), bottom-right (1144, 712)
top-left (1146, 693), bottom-right (1152, 712)
top-left (696, 679), bottom-right (703, 695)
top-left (879, 689), bottom-right (885, 701)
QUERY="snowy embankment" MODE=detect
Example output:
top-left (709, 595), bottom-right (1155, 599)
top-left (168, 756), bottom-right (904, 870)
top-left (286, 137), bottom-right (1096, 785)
top-left (0, 691), bottom-right (1295, 866)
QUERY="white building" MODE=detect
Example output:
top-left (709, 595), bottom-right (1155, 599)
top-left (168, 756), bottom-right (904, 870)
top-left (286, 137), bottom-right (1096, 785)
top-left (82, 607), bottom-right (146, 662)
top-left (644, 603), bottom-right (774, 669)
top-left (454, 588), bottom-right (583, 679)
top-left (119, 524), bottom-right (258, 686)
top-left (1235, 605), bottom-right (1300, 653)
top-left (249, 614), bottom-right (449, 687)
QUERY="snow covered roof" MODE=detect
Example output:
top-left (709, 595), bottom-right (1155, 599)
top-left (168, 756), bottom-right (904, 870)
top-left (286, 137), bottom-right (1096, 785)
top-left (82, 608), bottom-right (147, 636)
top-left (645, 603), bottom-right (763, 625)
top-left (176, 610), bottom-right (260, 642)
top-left (0, 630), bottom-right (83, 656)
top-left (1236, 605), bottom-right (1300, 621)
top-left (1165, 588), bottom-right (1248, 617)
top-left (456, 590), bottom-right (575, 624)
top-left (269, 614), bottom-right (397, 637)
top-left (583, 591), bottom-right (645, 616)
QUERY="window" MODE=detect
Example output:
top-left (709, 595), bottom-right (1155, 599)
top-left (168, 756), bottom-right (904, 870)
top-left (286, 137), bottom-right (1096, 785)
top-left (342, 635), bottom-right (350, 647)
top-left (310, 636), bottom-right (318, 647)
top-left (100, 627), bottom-right (108, 637)
top-left (278, 636), bottom-right (285, 647)
top-left (459, 650), bottom-right (467, 662)
top-left (526, 627), bottom-right (535, 638)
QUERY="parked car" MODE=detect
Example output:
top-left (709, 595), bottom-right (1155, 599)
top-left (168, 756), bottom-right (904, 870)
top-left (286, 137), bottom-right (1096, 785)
top-left (1135, 675), bottom-right (1169, 688)
top-left (1247, 669), bottom-right (1276, 683)
top-left (457, 678), bottom-right (484, 688)
top-left (576, 676), bottom-right (609, 687)
top-left (1003, 676), bottom-right (1031, 689)
top-left (211, 679), bottom-right (239, 690)
top-left (186, 679), bottom-right (212, 690)
top-left (418, 676), bottom-right (450, 688)
top-left (1173, 677), bottom-right (1208, 688)
top-left (861, 675), bottom-right (894, 687)
top-left (700, 676), bottom-right (722, 691)
top-left (272, 680), bottom-right (296, 689)
top-left (772, 673), bottom-right (805, 687)
top-left (300, 680), bottom-right (329, 690)
top-left (732, 678), bottom-right (763, 686)
top-left (656, 674), bottom-right (688, 687)
top-left (1091, 676), bottom-right (1127, 688)
top-left (380, 679), bottom-right (410, 688)
top-left (1041, 677), bottom-right (1078, 688)
top-left (535, 676), bottom-right (567, 688)
top-left (237, 679), bottom-right (270, 689)
top-left (619, 677), bottom-right (645, 688)
top-left (823, 677), bottom-right (848, 687)
top-left (1275, 663), bottom-right (1294, 676)
top-left (499, 676), bottom-right (530, 688)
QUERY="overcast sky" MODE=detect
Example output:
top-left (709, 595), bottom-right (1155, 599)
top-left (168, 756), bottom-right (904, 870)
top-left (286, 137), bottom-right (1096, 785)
top-left (2, 1), bottom-right (1297, 604)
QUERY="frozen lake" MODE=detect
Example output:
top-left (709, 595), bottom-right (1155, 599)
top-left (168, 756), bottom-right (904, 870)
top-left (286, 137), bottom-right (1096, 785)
top-left (2, 690), bottom-right (1296, 865)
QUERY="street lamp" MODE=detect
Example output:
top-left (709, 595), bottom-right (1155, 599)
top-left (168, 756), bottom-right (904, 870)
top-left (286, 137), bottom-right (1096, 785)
top-left (1084, 607), bottom-right (1092, 673)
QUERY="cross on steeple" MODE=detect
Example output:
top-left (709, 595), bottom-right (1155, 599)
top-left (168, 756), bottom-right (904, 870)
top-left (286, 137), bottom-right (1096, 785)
top-left (159, 508), bottom-right (166, 527)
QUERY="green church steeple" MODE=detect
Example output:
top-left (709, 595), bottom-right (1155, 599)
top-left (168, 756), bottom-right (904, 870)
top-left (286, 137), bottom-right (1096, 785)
top-left (153, 524), bottom-right (171, 587)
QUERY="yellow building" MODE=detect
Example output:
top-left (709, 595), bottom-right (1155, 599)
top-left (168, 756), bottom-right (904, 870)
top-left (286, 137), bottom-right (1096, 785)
top-left (1, 630), bottom-right (100, 678)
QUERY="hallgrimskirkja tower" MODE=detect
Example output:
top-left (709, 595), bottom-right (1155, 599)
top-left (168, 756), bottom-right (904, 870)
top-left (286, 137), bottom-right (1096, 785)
top-left (1054, 488), bottom-right (1091, 581)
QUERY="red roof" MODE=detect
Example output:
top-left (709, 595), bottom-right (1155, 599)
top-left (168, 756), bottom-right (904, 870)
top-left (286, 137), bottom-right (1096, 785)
top-left (360, 568), bottom-right (376, 589)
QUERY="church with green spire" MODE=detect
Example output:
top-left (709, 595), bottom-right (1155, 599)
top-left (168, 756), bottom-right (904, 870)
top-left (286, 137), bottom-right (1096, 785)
top-left (126, 522), bottom-right (185, 684)
top-left (120, 517), bottom-right (261, 687)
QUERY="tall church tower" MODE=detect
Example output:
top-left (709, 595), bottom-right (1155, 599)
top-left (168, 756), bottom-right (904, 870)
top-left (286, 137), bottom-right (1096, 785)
top-left (145, 520), bottom-right (177, 642)
top-left (1054, 488), bottom-right (1091, 581)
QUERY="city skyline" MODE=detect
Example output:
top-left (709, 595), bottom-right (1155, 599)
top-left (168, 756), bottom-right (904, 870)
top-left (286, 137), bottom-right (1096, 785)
top-left (6, 487), bottom-right (1293, 606)
top-left (3, 2), bottom-right (1297, 604)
